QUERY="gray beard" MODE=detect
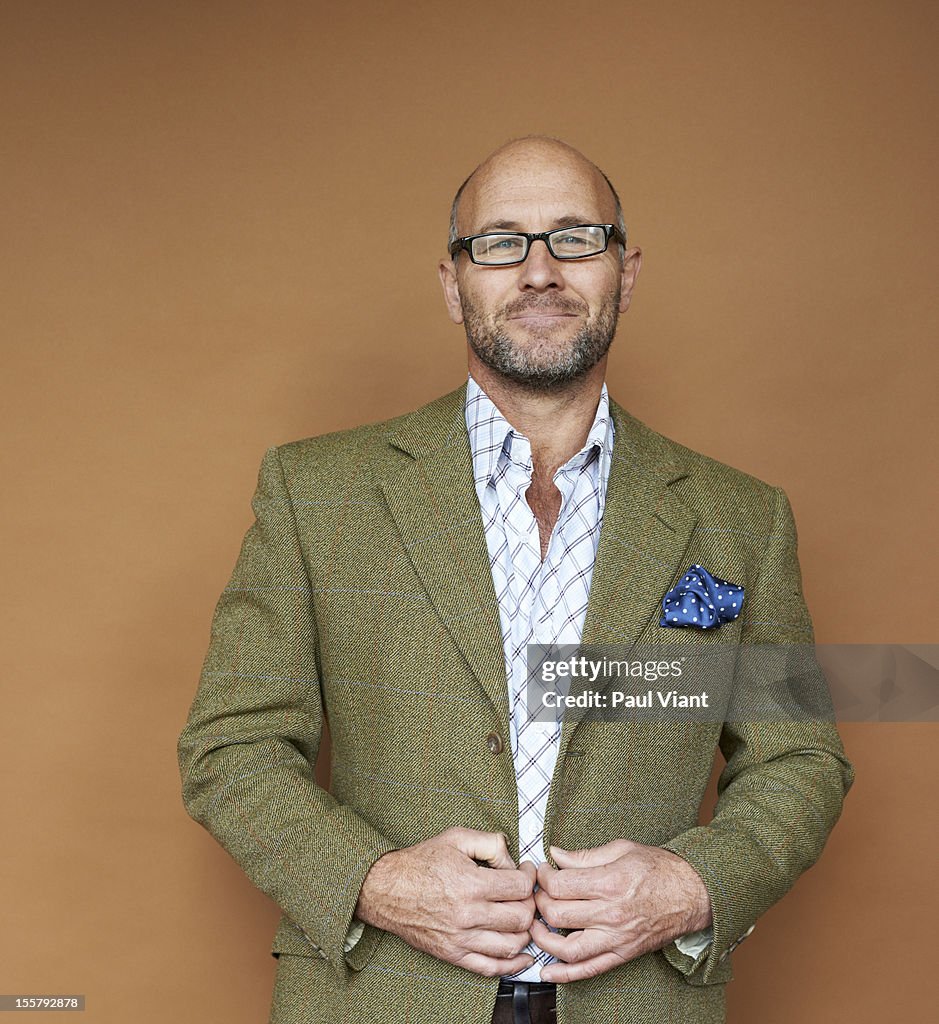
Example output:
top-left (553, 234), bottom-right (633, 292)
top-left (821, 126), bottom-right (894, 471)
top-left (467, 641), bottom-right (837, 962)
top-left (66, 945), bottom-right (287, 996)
top-left (462, 300), bottom-right (619, 393)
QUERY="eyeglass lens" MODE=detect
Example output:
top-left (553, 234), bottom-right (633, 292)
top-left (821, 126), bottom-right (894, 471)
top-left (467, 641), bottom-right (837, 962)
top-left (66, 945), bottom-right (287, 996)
top-left (470, 225), bottom-right (608, 264)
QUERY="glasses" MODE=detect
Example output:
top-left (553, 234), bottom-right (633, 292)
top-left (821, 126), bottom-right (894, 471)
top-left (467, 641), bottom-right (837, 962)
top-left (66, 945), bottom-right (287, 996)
top-left (449, 223), bottom-right (626, 266)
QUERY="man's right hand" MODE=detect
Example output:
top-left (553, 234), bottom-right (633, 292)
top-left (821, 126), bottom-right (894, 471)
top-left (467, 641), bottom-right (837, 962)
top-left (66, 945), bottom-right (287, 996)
top-left (354, 827), bottom-right (537, 977)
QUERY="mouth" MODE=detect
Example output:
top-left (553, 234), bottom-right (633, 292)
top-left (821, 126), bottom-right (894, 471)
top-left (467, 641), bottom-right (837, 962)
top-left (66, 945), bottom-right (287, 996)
top-left (507, 311), bottom-right (579, 324)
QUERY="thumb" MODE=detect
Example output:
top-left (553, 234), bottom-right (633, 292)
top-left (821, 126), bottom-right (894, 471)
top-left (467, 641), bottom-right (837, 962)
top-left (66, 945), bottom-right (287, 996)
top-left (448, 828), bottom-right (517, 869)
top-left (550, 841), bottom-right (627, 868)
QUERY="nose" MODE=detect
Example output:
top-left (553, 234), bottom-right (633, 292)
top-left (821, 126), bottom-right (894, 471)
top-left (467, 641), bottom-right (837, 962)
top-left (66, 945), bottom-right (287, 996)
top-left (517, 238), bottom-right (565, 291)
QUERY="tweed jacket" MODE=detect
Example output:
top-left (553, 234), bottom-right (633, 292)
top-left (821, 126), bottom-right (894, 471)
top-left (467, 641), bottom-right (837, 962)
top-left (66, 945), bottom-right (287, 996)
top-left (177, 382), bottom-right (854, 1024)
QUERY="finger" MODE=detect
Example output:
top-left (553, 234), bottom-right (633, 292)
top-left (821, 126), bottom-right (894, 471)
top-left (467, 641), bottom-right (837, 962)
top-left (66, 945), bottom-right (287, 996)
top-left (550, 841), bottom-right (632, 869)
top-left (480, 866), bottom-right (536, 902)
top-left (537, 860), bottom-right (608, 900)
top-left (519, 861), bottom-right (537, 911)
top-left (455, 950), bottom-right (536, 979)
top-left (519, 860), bottom-right (538, 887)
top-left (534, 888), bottom-right (607, 930)
top-left (536, 859), bottom-right (558, 893)
top-left (529, 919), bottom-right (611, 963)
top-left (447, 828), bottom-right (516, 869)
top-left (463, 928), bottom-right (533, 960)
top-left (476, 899), bottom-right (536, 934)
top-left (540, 950), bottom-right (627, 983)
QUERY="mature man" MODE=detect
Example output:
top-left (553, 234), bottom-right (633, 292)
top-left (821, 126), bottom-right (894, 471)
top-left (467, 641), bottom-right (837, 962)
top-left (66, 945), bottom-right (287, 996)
top-left (177, 137), bottom-right (854, 1024)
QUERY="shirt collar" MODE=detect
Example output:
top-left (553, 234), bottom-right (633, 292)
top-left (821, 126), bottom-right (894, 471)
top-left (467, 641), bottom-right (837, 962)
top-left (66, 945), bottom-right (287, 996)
top-left (465, 373), bottom-right (614, 490)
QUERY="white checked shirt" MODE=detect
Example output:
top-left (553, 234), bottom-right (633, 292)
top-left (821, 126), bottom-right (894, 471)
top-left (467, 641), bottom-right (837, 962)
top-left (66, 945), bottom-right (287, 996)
top-left (343, 376), bottom-right (712, 968)
top-left (465, 373), bottom-right (713, 981)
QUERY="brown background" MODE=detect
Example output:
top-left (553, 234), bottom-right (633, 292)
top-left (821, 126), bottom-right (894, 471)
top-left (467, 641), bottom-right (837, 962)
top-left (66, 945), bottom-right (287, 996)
top-left (1, 1), bottom-right (936, 1020)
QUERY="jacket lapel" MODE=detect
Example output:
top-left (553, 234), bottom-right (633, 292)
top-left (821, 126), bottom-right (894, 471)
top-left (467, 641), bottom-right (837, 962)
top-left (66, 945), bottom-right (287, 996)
top-left (581, 399), bottom-right (698, 649)
top-left (556, 399), bottom-right (699, 763)
top-left (379, 384), bottom-right (510, 723)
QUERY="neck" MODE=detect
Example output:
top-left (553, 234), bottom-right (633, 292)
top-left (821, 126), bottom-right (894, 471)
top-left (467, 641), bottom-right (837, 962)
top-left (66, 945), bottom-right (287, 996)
top-left (468, 357), bottom-right (607, 478)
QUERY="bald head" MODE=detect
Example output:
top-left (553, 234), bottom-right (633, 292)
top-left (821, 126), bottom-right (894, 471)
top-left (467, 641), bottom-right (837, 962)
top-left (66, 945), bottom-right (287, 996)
top-left (448, 136), bottom-right (626, 254)
top-left (437, 135), bottom-right (643, 394)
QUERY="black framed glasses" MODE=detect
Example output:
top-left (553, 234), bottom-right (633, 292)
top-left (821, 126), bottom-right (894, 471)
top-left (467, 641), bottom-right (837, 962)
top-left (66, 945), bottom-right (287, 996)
top-left (449, 223), bottom-right (626, 266)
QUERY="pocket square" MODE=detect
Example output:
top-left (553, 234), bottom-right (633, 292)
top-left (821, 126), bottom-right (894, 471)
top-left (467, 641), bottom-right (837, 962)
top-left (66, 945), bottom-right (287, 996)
top-left (660, 564), bottom-right (744, 629)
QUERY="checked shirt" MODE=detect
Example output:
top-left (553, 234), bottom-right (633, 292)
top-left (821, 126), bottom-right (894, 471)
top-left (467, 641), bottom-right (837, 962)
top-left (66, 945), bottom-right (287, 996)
top-left (466, 372), bottom-right (613, 982)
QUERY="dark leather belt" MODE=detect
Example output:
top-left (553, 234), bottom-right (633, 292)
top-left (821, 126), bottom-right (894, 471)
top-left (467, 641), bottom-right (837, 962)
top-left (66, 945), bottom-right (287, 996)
top-left (493, 979), bottom-right (557, 1024)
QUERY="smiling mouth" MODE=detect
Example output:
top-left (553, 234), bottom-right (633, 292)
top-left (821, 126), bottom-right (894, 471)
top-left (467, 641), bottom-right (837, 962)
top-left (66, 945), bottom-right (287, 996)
top-left (508, 312), bottom-right (578, 321)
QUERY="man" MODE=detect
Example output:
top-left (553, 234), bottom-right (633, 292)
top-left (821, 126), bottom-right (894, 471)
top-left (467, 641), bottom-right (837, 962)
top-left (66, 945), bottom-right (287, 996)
top-left (177, 137), bottom-right (854, 1024)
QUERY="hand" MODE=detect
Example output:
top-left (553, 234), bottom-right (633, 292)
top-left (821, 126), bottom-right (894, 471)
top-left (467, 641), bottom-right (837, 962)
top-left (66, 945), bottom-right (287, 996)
top-left (355, 827), bottom-right (538, 977)
top-left (532, 840), bottom-right (712, 983)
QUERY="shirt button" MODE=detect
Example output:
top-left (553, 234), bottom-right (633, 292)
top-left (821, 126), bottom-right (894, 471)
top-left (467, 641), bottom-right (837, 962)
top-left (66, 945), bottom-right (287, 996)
top-left (486, 732), bottom-right (504, 755)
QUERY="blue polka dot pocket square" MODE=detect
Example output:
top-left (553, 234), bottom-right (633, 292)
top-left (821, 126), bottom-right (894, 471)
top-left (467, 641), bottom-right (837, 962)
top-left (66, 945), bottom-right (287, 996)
top-left (660, 564), bottom-right (745, 629)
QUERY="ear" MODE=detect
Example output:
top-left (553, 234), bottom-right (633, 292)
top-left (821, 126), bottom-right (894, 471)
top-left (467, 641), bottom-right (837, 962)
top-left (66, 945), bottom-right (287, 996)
top-left (618, 247), bottom-right (643, 314)
top-left (438, 257), bottom-right (465, 325)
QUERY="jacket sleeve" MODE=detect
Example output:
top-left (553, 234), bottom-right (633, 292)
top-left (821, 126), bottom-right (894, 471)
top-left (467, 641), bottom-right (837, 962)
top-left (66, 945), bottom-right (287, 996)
top-left (660, 486), bottom-right (855, 983)
top-left (176, 446), bottom-right (397, 970)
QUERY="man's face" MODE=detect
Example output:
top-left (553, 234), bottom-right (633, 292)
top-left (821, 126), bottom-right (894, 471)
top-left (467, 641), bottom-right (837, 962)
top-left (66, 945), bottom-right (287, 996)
top-left (439, 148), bottom-right (641, 392)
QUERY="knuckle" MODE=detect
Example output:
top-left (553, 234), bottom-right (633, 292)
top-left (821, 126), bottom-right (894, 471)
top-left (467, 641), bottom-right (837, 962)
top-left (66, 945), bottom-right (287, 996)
top-left (465, 874), bottom-right (485, 899)
top-left (607, 902), bottom-right (626, 927)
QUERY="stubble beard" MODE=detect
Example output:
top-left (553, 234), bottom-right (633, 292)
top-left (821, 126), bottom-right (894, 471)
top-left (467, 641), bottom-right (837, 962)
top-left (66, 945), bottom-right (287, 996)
top-left (461, 293), bottom-right (620, 393)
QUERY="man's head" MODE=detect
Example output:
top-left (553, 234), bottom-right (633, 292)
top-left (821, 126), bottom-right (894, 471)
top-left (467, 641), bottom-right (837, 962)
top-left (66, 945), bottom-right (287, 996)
top-left (438, 136), bottom-right (641, 393)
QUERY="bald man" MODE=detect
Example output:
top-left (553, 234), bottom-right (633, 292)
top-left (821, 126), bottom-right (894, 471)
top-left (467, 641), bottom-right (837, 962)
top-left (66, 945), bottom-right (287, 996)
top-left (178, 136), bottom-right (854, 1024)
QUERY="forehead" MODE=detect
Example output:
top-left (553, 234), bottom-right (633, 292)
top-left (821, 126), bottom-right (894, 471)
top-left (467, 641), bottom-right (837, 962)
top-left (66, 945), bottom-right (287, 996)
top-left (460, 153), bottom-right (615, 233)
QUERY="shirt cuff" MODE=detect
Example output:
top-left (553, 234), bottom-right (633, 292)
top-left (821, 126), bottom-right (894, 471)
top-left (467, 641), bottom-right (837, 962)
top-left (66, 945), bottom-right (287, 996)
top-left (343, 918), bottom-right (365, 953)
top-left (674, 925), bottom-right (714, 958)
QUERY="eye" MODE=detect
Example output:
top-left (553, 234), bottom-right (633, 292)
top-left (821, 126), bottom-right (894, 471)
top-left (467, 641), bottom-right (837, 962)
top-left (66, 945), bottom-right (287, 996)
top-left (550, 227), bottom-right (605, 256)
top-left (490, 237), bottom-right (523, 250)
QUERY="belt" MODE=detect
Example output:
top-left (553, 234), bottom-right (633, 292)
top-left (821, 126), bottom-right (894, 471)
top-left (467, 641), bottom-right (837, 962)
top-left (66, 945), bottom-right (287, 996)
top-left (493, 979), bottom-right (557, 1024)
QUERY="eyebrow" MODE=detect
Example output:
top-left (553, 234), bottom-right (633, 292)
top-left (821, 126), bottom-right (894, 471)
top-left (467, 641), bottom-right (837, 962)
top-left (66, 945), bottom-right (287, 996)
top-left (474, 214), bottom-right (595, 234)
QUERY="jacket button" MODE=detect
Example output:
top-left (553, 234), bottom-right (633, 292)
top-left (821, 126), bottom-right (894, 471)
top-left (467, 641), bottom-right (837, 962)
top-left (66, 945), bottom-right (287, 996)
top-left (486, 732), bottom-right (504, 755)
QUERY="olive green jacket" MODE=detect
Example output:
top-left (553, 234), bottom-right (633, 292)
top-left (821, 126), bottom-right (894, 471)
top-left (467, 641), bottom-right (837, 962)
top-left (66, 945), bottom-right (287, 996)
top-left (177, 382), bottom-right (854, 1024)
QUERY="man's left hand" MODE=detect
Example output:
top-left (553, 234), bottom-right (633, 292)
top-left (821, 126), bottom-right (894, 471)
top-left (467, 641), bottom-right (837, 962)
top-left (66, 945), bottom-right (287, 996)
top-left (532, 840), bottom-right (712, 983)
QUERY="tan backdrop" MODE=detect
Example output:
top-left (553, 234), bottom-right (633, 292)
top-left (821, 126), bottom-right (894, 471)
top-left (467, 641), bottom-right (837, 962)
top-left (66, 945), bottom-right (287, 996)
top-left (2, 1), bottom-right (936, 1020)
